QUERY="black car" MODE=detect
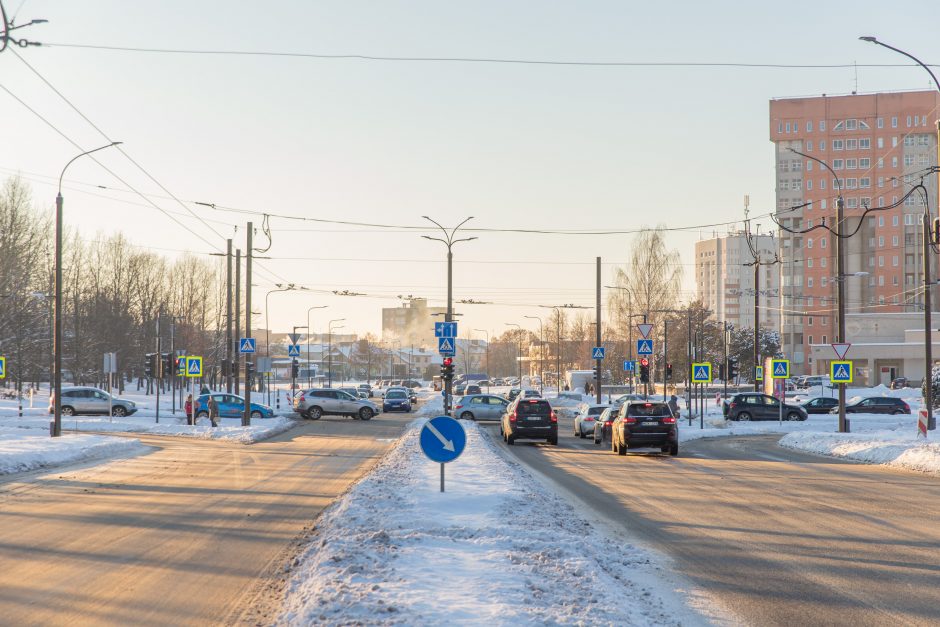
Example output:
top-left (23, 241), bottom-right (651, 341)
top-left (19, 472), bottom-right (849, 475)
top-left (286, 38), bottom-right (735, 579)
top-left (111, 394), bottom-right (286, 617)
top-left (500, 397), bottom-right (558, 445)
top-left (836, 397), bottom-right (911, 415)
top-left (610, 401), bottom-right (678, 456)
top-left (889, 377), bottom-right (909, 390)
top-left (802, 396), bottom-right (839, 414)
top-left (506, 388), bottom-right (522, 401)
top-left (725, 393), bottom-right (808, 421)
top-left (592, 407), bottom-right (618, 445)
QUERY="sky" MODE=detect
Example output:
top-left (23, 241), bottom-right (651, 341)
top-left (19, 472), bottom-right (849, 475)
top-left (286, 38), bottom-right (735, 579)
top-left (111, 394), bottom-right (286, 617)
top-left (2, 0), bottom-right (939, 343)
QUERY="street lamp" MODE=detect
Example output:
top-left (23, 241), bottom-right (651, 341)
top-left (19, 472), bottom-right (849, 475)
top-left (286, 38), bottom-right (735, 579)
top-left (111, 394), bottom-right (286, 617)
top-left (473, 329), bottom-right (489, 386)
top-left (53, 141), bottom-right (122, 437)
top-left (328, 318), bottom-right (345, 387)
top-left (505, 322), bottom-right (523, 385)
top-left (422, 216), bottom-right (476, 413)
top-left (524, 316), bottom-right (544, 394)
top-left (264, 284), bottom-right (298, 404)
top-left (861, 35), bottom-right (938, 430)
top-left (307, 305), bottom-right (327, 386)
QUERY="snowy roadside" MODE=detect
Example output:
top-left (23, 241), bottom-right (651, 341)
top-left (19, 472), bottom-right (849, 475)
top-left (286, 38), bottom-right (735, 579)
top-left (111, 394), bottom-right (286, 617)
top-left (0, 427), bottom-right (147, 475)
top-left (277, 397), bottom-right (713, 626)
top-left (778, 431), bottom-right (940, 474)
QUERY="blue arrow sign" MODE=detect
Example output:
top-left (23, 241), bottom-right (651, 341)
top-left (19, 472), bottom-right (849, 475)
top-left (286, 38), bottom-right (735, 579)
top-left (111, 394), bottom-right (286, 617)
top-left (623, 360), bottom-right (635, 371)
top-left (287, 344), bottom-right (301, 357)
top-left (438, 337), bottom-right (456, 354)
top-left (239, 338), bottom-right (256, 354)
top-left (637, 339), bottom-right (654, 355)
top-left (434, 322), bottom-right (458, 338)
top-left (591, 346), bottom-right (606, 360)
top-left (420, 416), bottom-right (467, 463)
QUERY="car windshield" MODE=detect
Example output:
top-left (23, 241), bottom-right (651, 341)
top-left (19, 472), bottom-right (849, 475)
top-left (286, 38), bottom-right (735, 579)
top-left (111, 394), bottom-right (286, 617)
top-left (387, 390), bottom-right (406, 399)
top-left (626, 403), bottom-right (672, 417)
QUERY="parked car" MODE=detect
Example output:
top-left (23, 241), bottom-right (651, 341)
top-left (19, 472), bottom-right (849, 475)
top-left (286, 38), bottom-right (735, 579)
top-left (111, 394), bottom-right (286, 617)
top-left (358, 383), bottom-right (373, 398)
top-left (454, 383), bottom-right (467, 396)
top-left (50, 386), bottom-right (138, 417)
top-left (500, 397), bottom-right (558, 445)
top-left (465, 384), bottom-right (483, 395)
top-left (452, 394), bottom-right (509, 421)
top-left (574, 403), bottom-right (609, 438)
top-left (401, 380), bottom-right (422, 389)
top-left (836, 397), bottom-right (911, 415)
top-left (725, 393), bottom-right (808, 421)
top-left (610, 401), bottom-right (679, 456)
top-left (491, 378), bottom-right (505, 386)
top-left (802, 396), bottom-right (839, 414)
top-left (506, 388), bottom-right (522, 401)
top-left (195, 393), bottom-right (273, 419)
top-left (592, 407), bottom-right (618, 445)
top-left (521, 389), bottom-right (541, 399)
top-left (387, 385), bottom-right (417, 405)
top-left (338, 386), bottom-right (364, 400)
top-left (798, 375), bottom-right (831, 390)
top-left (383, 389), bottom-right (412, 413)
top-left (889, 377), bottom-right (910, 390)
top-left (294, 388), bottom-right (379, 420)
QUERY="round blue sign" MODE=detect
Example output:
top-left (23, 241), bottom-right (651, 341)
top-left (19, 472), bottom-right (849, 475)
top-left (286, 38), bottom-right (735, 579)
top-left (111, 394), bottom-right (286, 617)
top-left (420, 416), bottom-right (467, 463)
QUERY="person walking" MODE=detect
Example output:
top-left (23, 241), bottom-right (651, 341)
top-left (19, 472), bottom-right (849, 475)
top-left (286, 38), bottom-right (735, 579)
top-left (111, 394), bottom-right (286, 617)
top-left (207, 394), bottom-right (219, 428)
top-left (184, 393), bottom-right (194, 426)
top-left (668, 394), bottom-right (680, 420)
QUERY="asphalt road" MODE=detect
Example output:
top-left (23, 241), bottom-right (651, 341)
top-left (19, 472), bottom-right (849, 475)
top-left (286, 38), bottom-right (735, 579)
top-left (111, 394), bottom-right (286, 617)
top-left (486, 420), bottom-right (940, 626)
top-left (0, 409), bottom-right (417, 626)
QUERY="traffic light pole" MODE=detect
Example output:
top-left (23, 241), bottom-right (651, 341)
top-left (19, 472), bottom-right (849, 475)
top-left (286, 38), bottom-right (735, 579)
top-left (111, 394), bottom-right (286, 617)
top-left (662, 320), bottom-right (668, 401)
top-left (595, 256), bottom-right (602, 405)
top-left (243, 222), bottom-right (252, 427)
top-left (155, 315), bottom-right (161, 424)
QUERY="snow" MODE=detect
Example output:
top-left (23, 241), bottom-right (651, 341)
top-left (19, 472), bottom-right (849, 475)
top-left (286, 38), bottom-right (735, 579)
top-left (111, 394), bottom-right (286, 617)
top-left (0, 427), bottom-right (146, 475)
top-left (277, 396), bottom-right (713, 626)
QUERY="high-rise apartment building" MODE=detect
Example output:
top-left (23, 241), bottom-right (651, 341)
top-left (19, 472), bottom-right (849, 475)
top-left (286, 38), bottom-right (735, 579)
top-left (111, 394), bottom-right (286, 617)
top-left (695, 232), bottom-right (778, 329)
top-left (382, 298), bottom-right (446, 349)
top-left (770, 90), bottom-right (940, 375)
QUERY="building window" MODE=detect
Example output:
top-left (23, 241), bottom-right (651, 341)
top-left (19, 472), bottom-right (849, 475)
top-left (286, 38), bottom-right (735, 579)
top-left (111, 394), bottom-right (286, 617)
top-left (833, 139), bottom-right (844, 151)
top-left (877, 137), bottom-right (884, 149)
top-left (821, 257), bottom-right (827, 268)
top-left (820, 120), bottom-right (826, 131)
top-left (879, 275), bottom-right (885, 286)
top-left (860, 178), bottom-right (871, 188)
top-left (807, 258), bottom-right (814, 268)
top-left (834, 121), bottom-right (845, 131)
top-left (892, 215), bottom-right (899, 226)
top-left (906, 116), bottom-right (912, 127)
top-left (878, 236), bottom-right (885, 247)
top-left (891, 116), bottom-right (898, 128)
top-left (904, 136), bottom-right (915, 147)
top-left (847, 158), bottom-right (858, 169)
top-left (905, 214), bottom-right (915, 226)
top-left (822, 276), bottom-right (828, 287)
top-left (859, 158), bottom-right (870, 168)
top-left (808, 316), bottom-right (814, 326)
top-left (807, 238), bottom-right (813, 249)
top-left (807, 121), bottom-right (813, 132)
top-left (847, 198), bottom-right (858, 208)
top-left (878, 216), bottom-right (884, 227)
top-left (794, 179), bottom-right (802, 191)
top-left (859, 138), bottom-right (871, 149)
top-left (807, 140), bottom-right (814, 151)
top-left (879, 256), bottom-right (885, 267)
top-left (821, 237), bottom-right (827, 249)
top-left (786, 122), bottom-right (791, 133)
top-left (892, 236), bottom-right (899, 246)
top-left (921, 154), bottom-right (930, 166)
top-left (892, 156), bottom-right (898, 167)
top-left (846, 119), bottom-right (857, 130)
top-left (807, 180), bottom-right (813, 191)
top-left (822, 335), bottom-right (827, 344)
top-left (878, 196), bottom-right (884, 207)
top-left (893, 255), bottom-right (899, 266)
top-left (869, 255), bottom-right (875, 267)
top-left (904, 155), bottom-right (915, 166)
top-left (807, 277), bottom-right (814, 288)
top-left (833, 159), bottom-right (844, 170)
top-left (807, 161), bottom-right (813, 171)
top-left (877, 117), bottom-right (884, 128)
top-left (819, 140), bottom-right (826, 151)
top-left (892, 137), bottom-right (898, 147)
top-left (846, 139), bottom-right (858, 150)
top-left (845, 178), bottom-right (857, 189)
top-left (821, 199), bottom-right (827, 209)
top-left (877, 158), bottom-right (884, 168)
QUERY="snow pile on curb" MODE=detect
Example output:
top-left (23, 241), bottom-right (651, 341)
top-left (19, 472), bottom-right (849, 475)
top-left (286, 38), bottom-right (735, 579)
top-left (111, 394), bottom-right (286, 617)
top-left (145, 416), bottom-right (295, 443)
top-left (277, 399), bottom-right (701, 626)
top-left (779, 431), bottom-right (940, 474)
top-left (0, 428), bottom-right (146, 475)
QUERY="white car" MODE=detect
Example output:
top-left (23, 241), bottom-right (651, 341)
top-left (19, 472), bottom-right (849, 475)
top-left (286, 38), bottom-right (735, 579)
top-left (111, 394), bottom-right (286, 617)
top-left (574, 403), bottom-right (609, 438)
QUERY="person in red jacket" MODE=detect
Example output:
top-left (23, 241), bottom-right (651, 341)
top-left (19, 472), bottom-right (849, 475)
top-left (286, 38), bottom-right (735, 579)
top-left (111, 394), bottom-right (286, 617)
top-left (185, 393), bottom-right (193, 425)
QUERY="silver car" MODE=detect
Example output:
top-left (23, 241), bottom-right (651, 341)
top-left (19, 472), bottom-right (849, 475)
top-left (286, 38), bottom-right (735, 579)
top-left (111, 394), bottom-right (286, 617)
top-left (574, 403), bottom-right (609, 438)
top-left (293, 388), bottom-right (380, 420)
top-left (51, 386), bottom-right (138, 417)
top-left (451, 394), bottom-right (509, 421)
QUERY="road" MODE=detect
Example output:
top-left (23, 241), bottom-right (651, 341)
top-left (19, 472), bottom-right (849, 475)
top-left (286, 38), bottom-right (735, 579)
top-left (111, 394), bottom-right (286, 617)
top-left (486, 421), bottom-right (940, 626)
top-left (0, 409), bottom-right (416, 626)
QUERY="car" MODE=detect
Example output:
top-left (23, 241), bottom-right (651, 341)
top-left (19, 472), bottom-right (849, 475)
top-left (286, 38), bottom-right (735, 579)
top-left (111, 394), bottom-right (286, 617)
top-left (475, 379), bottom-right (491, 387)
top-left (386, 385), bottom-right (417, 405)
top-left (798, 375), bottom-right (831, 390)
top-left (195, 393), bottom-right (273, 419)
top-left (383, 389), bottom-right (412, 412)
top-left (50, 386), bottom-right (138, 417)
top-left (465, 384), bottom-right (482, 395)
top-left (889, 377), bottom-right (910, 390)
top-left (358, 383), bottom-right (373, 398)
top-left (338, 386), bottom-right (363, 399)
top-left (592, 407), bottom-right (618, 445)
top-left (610, 401), bottom-right (679, 456)
top-left (574, 403), bottom-right (609, 438)
top-left (294, 388), bottom-right (380, 420)
top-left (500, 397), bottom-right (558, 445)
top-left (521, 389), bottom-right (541, 399)
top-left (836, 397), bottom-right (911, 415)
top-left (401, 379), bottom-right (422, 389)
top-left (802, 396), bottom-right (839, 414)
top-left (725, 393), bottom-right (808, 421)
top-left (452, 394), bottom-right (509, 421)
top-left (505, 388), bottom-right (522, 401)
top-left (491, 378), bottom-right (505, 386)
top-left (453, 383), bottom-right (467, 396)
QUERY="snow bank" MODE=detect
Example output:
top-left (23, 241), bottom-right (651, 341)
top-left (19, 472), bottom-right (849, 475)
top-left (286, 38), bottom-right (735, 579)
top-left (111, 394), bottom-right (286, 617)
top-left (779, 431), bottom-right (940, 474)
top-left (0, 427), bottom-right (146, 475)
top-left (278, 399), bottom-right (704, 626)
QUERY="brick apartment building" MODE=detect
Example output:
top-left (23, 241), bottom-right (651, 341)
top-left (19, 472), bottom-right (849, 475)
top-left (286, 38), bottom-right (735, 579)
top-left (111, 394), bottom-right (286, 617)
top-left (770, 90), bottom-right (940, 375)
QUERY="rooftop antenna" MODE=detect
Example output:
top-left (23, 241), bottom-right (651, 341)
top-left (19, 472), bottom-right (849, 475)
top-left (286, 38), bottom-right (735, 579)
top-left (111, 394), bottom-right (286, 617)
top-left (853, 60), bottom-right (858, 94)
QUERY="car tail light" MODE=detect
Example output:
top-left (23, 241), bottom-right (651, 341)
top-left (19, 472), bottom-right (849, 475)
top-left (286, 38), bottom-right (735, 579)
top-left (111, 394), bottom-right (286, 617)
top-left (455, 404), bottom-right (463, 410)
top-left (662, 416), bottom-right (676, 424)
top-left (510, 410), bottom-right (518, 423)
top-left (729, 402), bottom-right (736, 409)
top-left (550, 411), bottom-right (557, 423)
top-left (624, 417), bottom-right (637, 424)
top-left (527, 399), bottom-right (538, 403)
top-left (644, 403), bottom-right (652, 407)
top-left (903, 402), bottom-right (910, 411)
top-left (605, 419), bottom-right (613, 427)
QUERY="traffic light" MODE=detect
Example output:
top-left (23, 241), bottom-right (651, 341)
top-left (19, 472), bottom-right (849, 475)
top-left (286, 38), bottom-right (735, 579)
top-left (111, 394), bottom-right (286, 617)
top-left (593, 363), bottom-right (601, 382)
top-left (291, 359), bottom-right (299, 378)
top-left (144, 353), bottom-right (156, 378)
top-left (639, 357), bottom-right (650, 383)
top-left (441, 357), bottom-right (454, 380)
top-left (933, 217), bottom-right (940, 245)
top-left (666, 363), bottom-right (673, 381)
top-left (727, 358), bottom-right (739, 380)
top-left (718, 363), bottom-right (726, 381)
top-left (245, 361), bottom-right (255, 379)
top-left (161, 353), bottom-right (172, 379)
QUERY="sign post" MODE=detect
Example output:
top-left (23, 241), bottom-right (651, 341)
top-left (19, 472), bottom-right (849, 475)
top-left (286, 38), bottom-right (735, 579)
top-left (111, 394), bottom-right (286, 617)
top-left (420, 416), bottom-right (467, 492)
top-left (103, 352), bottom-right (117, 422)
top-left (770, 359), bottom-right (789, 425)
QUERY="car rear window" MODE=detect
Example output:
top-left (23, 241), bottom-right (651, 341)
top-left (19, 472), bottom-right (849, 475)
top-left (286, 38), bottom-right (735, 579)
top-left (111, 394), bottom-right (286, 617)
top-left (517, 401), bottom-right (551, 416)
top-left (626, 403), bottom-right (672, 417)
top-left (588, 406), bottom-right (607, 416)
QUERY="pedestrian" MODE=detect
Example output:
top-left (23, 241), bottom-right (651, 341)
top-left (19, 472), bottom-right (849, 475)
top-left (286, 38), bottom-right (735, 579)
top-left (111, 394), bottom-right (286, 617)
top-left (715, 392), bottom-right (721, 407)
top-left (185, 393), bottom-right (194, 426)
top-left (207, 394), bottom-right (219, 428)
top-left (668, 394), bottom-right (680, 420)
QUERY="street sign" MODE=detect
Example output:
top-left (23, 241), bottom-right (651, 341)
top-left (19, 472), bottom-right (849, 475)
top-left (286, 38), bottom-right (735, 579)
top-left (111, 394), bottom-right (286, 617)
top-left (831, 343), bottom-right (851, 360)
top-left (256, 357), bottom-right (273, 374)
top-left (185, 356), bottom-right (203, 378)
top-left (830, 360), bottom-right (853, 384)
top-left (0, 356), bottom-right (5, 379)
top-left (287, 344), bottom-right (301, 357)
top-left (771, 359), bottom-right (790, 379)
top-left (691, 362), bottom-right (712, 383)
top-left (591, 346), bottom-right (606, 360)
top-left (755, 365), bottom-right (763, 381)
top-left (438, 337), bottom-right (456, 355)
top-left (623, 360), bottom-right (635, 372)
top-left (420, 416), bottom-right (467, 463)
top-left (239, 338), bottom-right (256, 353)
top-left (636, 339), bottom-right (653, 355)
top-left (102, 352), bottom-right (117, 374)
top-left (637, 323), bottom-right (654, 339)
top-left (434, 322), bottom-right (458, 338)
top-left (287, 332), bottom-right (302, 345)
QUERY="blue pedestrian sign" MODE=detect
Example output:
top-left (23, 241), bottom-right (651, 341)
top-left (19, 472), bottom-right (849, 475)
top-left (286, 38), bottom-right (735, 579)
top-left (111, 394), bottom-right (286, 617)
top-left (591, 346), bottom-right (606, 360)
top-left (0, 356), bottom-right (5, 379)
top-left (637, 339), bottom-right (654, 355)
top-left (830, 360), bottom-right (853, 384)
top-left (692, 362), bottom-right (712, 383)
top-left (771, 359), bottom-right (790, 379)
top-left (239, 338), bottom-right (256, 354)
top-left (755, 366), bottom-right (763, 381)
top-left (438, 337), bottom-right (456, 355)
top-left (623, 360), bottom-right (635, 372)
top-left (420, 416), bottom-right (467, 463)
top-left (186, 356), bottom-right (203, 378)
top-left (287, 344), bottom-right (301, 357)
top-left (434, 322), bottom-right (458, 338)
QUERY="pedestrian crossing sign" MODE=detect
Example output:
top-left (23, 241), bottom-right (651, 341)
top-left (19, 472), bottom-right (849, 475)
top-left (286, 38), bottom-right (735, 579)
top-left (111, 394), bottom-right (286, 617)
top-left (438, 337), bottom-right (455, 355)
top-left (0, 356), bottom-right (5, 379)
top-left (755, 366), bottom-right (763, 381)
top-left (186, 356), bottom-right (203, 378)
top-left (239, 337), bottom-right (256, 353)
top-left (287, 344), bottom-right (301, 357)
top-left (830, 360), bottom-right (853, 384)
top-left (771, 359), bottom-right (790, 379)
top-left (691, 362), bottom-right (712, 383)
top-left (636, 339), bottom-right (653, 355)
top-left (592, 346), bottom-right (606, 360)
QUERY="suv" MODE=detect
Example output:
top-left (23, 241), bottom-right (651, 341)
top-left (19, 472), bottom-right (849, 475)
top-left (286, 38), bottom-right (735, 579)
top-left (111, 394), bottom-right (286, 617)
top-left (725, 393), bottom-right (808, 421)
top-left (610, 401), bottom-right (678, 456)
top-left (798, 375), bottom-right (831, 390)
top-left (500, 397), bottom-right (558, 445)
top-left (358, 383), bottom-right (373, 397)
top-left (294, 388), bottom-right (379, 420)
top-left (838, 397), bottom-right (911, 415)
top-left (50, 386), bottom-right (138, 417)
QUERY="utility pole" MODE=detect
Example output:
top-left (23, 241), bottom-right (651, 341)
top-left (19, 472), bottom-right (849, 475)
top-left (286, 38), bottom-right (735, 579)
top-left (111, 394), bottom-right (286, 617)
top-left (155, 314), bottom-right (161, 423)
top-left (234, 248), bottom-right (241, 396)
top-left (662, 320), bottom-right (668, 401)
top-left (225, 238), bottom-right (233, 393)
top-left (595, 257), bottom-right (602, 404)
top-left (836, 194), bottom-right (848, 432)
top-left (723, 321), bottom-right (729, 403)
top-left (753, 261), bottom-right (760, 392)
top-left (243, 223), bottom-right (252, 426)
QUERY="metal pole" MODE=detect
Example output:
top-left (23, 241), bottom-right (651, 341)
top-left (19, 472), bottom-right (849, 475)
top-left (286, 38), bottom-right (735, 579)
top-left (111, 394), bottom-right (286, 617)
top-left (923, 209), bottom-right (934, 428)
top-left (446, 248), bottom-right (453, 414)
top-left (723, 321), bottom-right (729, 402)
top-left (628, 319), bottom-right (634, 395)
top-left (53, 192), bottom-right (63, 436)
top-left (234, 249), bottom-right (241, 396)
top-left (753, 261), bottom-right (760, 392)
top-left (662, 320), bottom-right (668, 401)
top-left (225, 238), bottom-right (233, 393)
top-left (595, 257), bottom-right (602, 404)
top-left (557, 313), bottom-right (562, 394)
top-left (155, 315), bottom-right (161, 423)
top-left (836, 195), bottom-right (847, 433)
top-left (328, 328), bottom-right (333, 388)
top-left (170, 320), bottom-right (176, 415)
top-left (244, 222), bottom-right (252, 426)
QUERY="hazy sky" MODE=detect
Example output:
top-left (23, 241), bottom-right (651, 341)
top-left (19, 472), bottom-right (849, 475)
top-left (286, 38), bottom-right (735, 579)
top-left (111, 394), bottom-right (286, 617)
top-left (2, 0), bottom-right (939, 343)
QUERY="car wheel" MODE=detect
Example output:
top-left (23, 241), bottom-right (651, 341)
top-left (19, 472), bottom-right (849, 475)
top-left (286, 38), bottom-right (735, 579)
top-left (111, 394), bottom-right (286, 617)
top-left (548, 436), bottom-right (558, 445)
top-left (251, 410), bottom-right (262, 419)
top-left (786, 412), bottom-right (801, 421)
top-left (61, 406), bottom-right (75, 416)
top-left (737, 411), bottom-right (752, 422)
top-left (611, 438), bottom-right (618, 454)
top-left (359, 407), bottom-right (374, 421)
top-left (892, 409), bottom-right (904, 415)
top-left (579, 429), bottom-right (587, 439)
top-left (617, 436), bottom-right (627, 456)
top-left (197, 410), bottom-right (209, 418)
top-left (308, 406), bottom-right (323, 420)
top-left (460, 412), bottom-right (474, 420)
top-left (112, 406), bottom-right (127, 417)
top-left (669, 443), bottom-right (679, 456)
